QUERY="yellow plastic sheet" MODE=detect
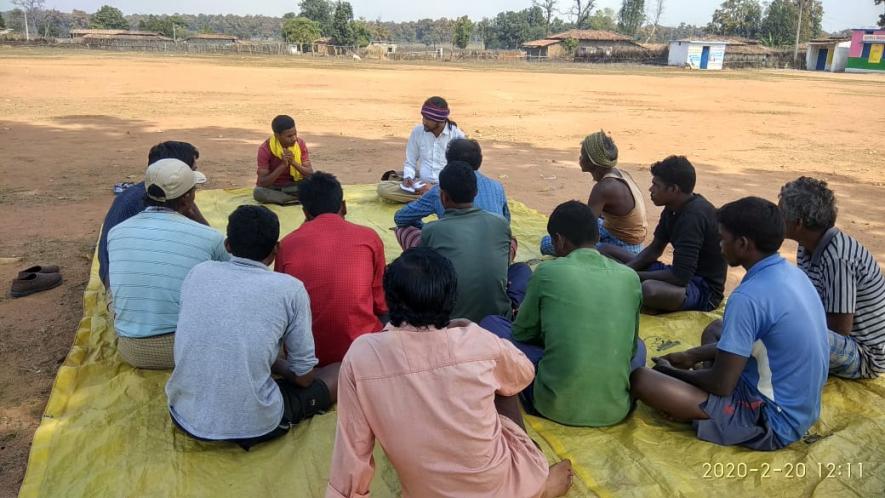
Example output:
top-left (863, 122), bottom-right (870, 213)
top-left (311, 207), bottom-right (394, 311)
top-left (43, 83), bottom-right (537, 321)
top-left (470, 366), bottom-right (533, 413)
top-left (20, 186), bottom-right (885, 497)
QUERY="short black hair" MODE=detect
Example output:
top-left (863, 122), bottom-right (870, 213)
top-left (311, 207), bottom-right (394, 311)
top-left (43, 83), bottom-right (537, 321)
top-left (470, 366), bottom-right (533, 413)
top-left (384, 247), bottom-right (457, 329)
top-left (226, 205), bottom-right (280, 261)
top-left (147, 141), bottom-right (200, 168)
top-left (717, 197), bottom-right (784, 254)
top-left (271, 115), bottom-right (296, 134)
top-left (650, 155), bottom-right (696, 194)
top-left (547, 200), bottom-right (600, 247)
top-left (446, 138), bottom-right (482, 170)
top-left (439, 161), bottom-right (477, 204)
top-left (144, 185), bottom-right (194, 210)
top-left (298, 171), bottom-right (343, 217)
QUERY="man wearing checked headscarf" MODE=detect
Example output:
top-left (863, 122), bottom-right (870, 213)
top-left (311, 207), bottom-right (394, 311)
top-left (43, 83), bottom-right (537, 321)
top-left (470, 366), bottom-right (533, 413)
top-left (540, 130), bottom-right (648, 257)
top-left (378, 96), bottom-right (466, 203)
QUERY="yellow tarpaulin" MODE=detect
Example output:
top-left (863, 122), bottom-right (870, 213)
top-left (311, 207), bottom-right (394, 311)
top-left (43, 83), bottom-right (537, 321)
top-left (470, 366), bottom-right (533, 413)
top-left (19, 186), bottom-right (885, 497)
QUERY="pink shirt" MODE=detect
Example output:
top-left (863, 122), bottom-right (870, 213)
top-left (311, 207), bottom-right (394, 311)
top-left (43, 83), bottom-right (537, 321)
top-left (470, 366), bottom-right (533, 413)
top-left (326, 322), bottom-right (549, 498)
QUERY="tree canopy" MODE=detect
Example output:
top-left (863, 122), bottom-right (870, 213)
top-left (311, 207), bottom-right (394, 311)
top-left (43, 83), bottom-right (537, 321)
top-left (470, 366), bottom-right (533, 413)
top-left (90, 5), bottom-right (129, 30)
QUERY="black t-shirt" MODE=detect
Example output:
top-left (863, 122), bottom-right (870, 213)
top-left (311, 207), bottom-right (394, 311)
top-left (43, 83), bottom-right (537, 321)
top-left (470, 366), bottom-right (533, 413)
top-left (653, 194), bottom-right (727, 303)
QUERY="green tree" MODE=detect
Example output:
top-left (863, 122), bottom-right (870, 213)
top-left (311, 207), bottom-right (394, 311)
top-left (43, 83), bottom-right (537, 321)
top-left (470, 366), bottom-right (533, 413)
top-left (617, 0), bottom-right (645, 36)
top-left (138, 15), bottom-right (187, 38)
top-left (484, 6), bottom-right (547, 49)
top-left (299, 0), bottom-right (333, 35)
top-left (877, 0), bottom-right (885, 28)
top-left (36, 8), bottom-right (66, 37)
top-left (70, 9), bottom-right (91, 29)
top-left (567, 0), bottom-right (596, 29)
top-left (0, 13), bottom-right (6, 29)
top-left (351, 18), bottom-right (373, 47)
top-left (706, 0), bottom-right (762, 38)
top-left (760, 0), bottom-right (822, 46)
top-left (282, 16), bottom-right (321, 48)
top-left (588, 7), bottom-right (617, 31)
top-left (452, 15), bottom-right (474, 49)
top-left (533, 0), bottom-right (558, 35)
top-left (561, 37), bottom-right (578, 55)
top-left (90, 5), bottom-right (129, 30)
top-left (330, 1), bottom-right (355, 46)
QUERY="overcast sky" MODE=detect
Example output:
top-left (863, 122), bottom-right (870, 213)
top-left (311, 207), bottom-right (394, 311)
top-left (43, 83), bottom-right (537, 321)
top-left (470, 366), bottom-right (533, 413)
top-left (1, 1), bottom-right (881, 32)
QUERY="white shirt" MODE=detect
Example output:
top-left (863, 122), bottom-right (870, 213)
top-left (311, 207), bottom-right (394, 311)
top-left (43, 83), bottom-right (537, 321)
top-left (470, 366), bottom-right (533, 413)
top-left (402, 123), bottom-right (466, 183)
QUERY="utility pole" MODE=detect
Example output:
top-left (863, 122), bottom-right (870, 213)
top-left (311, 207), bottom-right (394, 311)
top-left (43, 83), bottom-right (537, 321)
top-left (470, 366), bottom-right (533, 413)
top-left (793, 0), bottom-right (805, 67)
top-left (173, 23), bottom-right (177, 42)
top-left (23, 8), bottom-right (30, 40)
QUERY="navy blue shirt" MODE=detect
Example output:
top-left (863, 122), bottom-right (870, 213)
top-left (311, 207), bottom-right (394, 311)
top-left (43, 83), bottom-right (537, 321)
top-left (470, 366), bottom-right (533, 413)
top-left (717, 254), bottom-right (829, 446)
top-left (98, 182), bottom-right (146, 286)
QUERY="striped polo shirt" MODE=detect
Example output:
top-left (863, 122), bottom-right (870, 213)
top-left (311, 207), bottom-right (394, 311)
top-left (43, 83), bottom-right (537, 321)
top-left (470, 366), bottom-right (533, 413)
top-left (798, 228), bottom-right (885, 377)
top-left (108, 207), bottom-right (229, 338)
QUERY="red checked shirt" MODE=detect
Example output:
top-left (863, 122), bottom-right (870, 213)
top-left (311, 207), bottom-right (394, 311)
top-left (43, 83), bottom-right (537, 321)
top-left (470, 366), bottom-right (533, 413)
top-left (256, 138), bottom-right (310, 187)
top-left (275, 214), bottom-right (387, 365)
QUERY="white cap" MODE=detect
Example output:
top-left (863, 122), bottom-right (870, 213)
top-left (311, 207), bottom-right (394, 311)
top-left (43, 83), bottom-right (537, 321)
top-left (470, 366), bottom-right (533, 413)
top-left (144, 158), bottom-right (207, 201)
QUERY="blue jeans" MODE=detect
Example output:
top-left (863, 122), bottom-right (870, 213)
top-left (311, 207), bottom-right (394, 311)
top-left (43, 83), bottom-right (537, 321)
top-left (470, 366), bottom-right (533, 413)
top-left (540, 218), bottom-right (643, 256)
top-left (479, 315), bottom-right (647, 414)
top-left (828, 330), bottom-right (864, 379)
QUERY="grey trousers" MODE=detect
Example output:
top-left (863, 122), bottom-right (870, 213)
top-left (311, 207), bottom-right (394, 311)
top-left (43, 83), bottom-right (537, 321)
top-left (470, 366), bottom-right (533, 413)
top-left (254, 184), bottom-right (301, 205)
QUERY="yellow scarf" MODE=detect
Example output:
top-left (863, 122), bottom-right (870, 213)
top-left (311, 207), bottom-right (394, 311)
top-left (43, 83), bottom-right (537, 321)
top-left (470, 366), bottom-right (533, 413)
top-left (268, 135), bottom-right (303, 181)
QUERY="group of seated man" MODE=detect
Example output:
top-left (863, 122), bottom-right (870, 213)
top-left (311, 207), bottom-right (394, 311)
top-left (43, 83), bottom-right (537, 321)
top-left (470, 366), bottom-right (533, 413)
top-left (96, 97), bottom-right (884, 497)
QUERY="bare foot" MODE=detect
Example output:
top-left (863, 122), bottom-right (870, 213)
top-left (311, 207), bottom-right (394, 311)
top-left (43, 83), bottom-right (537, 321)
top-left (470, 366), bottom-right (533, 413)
top-left (542, 460), bottom-right (574, 498)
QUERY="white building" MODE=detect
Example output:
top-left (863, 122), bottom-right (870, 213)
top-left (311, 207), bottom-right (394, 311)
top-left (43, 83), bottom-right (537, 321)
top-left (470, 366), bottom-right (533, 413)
top-left (668, 40), bottom-right (727, 70)
top-left (806, 38), bottom-right (850, 72)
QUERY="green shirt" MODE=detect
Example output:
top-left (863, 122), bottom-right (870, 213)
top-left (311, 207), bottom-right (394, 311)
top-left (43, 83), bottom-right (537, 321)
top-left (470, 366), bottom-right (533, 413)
top-left (513, 248), bottom-right (641, 427)
top-left (421, 207), bottom-right (512, 323)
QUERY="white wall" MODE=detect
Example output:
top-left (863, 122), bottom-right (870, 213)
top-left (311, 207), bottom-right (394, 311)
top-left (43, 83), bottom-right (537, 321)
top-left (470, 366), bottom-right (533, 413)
top-left (668, 41), bottom-right (689, 66)
top-left (669, 41), bottom-right (725, 69)
top-left (832, 42), bottom-right (850, 72)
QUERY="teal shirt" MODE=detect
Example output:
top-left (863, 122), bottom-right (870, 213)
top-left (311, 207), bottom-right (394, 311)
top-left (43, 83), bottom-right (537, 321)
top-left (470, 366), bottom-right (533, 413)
top-left (108, 208), bottom-right (229, 338)
top-left (421, 207), bottom-right (512, 322)
top-left (513, 248), bottom-right (641, 426)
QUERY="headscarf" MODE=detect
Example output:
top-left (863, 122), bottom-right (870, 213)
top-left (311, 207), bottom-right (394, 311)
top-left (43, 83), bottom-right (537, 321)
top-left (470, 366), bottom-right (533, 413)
top-left (421, 102), bottom-right (450, 122)
top-left (581, 130), bottom-right (618, 168)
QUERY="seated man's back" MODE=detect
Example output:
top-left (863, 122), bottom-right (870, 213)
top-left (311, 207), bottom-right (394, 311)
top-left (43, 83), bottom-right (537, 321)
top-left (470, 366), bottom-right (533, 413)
top-left (277, 217), bottom-right (386, 365)
top-left (109, 209), bottom-right (227, 337)
top-left (108, 159), bottom-right (227, 350)
top-left (515, 248), bottom-right (641, 426)
top-left (338, 322), bottom-right (547, 496)
top-left (718, 253), bottom-right (829, 445)
top-left (166, 257), bottom-right (314, 439)
top-left (276, 172), bottom-right (387, 365)
top-left (422, 208), bottom-right (512, 322)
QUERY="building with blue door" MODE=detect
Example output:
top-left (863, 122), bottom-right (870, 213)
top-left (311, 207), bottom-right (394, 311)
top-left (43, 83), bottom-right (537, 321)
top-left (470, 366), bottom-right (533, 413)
top-left (668, 40), bottom-right (726, 70)
top-left (806, 38), bottom-right (850, 72)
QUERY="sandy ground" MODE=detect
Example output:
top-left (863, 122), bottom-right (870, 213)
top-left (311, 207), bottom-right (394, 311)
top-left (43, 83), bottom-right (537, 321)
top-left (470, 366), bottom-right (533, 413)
top-left (1, 47), bottom-right (883, 494)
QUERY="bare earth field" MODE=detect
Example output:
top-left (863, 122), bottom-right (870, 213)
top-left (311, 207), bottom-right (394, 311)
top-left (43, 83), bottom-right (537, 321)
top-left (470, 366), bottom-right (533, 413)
top-left (1, 47), bottom-right (883, 494)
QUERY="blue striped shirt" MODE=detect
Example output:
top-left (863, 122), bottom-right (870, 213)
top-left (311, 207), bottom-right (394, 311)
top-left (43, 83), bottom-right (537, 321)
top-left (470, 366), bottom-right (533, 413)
top-left (393, 171), bottom-right (510, 228)
top-left (108, 207), bottom-right (229, 338)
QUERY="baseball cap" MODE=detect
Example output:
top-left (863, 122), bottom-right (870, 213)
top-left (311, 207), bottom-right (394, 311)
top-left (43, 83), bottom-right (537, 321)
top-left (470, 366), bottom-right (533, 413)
top-left (145, 158), bottom-right (207, 202)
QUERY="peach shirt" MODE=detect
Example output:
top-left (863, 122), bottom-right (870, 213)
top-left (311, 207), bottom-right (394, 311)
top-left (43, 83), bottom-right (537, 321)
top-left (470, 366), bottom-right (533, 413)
top-left (326, 322), bottom-right (549, 498)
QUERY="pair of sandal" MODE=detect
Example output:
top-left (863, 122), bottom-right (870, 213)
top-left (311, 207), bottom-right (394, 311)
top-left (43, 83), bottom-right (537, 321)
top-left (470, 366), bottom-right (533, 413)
top-left (10, 265), bottom-right (63, 298)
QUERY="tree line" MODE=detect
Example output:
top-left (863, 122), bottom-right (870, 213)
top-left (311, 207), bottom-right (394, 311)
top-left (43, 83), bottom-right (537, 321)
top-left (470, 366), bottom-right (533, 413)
top-left (3, 1), bottom-right (880, 49)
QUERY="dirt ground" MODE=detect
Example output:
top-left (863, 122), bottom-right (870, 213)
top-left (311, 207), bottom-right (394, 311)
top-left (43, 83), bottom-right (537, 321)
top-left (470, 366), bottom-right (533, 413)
top-left (1, 47), bottom-right (883, 494)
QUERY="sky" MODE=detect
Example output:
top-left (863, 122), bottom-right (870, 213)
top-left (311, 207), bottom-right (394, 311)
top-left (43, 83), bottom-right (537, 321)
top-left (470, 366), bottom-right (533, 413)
top-left (1, 0), bottom-right (881, 32)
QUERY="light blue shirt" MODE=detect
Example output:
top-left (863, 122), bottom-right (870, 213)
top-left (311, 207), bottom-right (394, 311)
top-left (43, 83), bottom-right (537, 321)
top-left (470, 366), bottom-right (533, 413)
top-left (166, 257), bottom-right (317, 440)
top-left (394, 171), bottom-right (510, 228)
top-left (717, 254), bottom-right (829, 445)
top-left (108, 207), bottom-right (229, 338)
